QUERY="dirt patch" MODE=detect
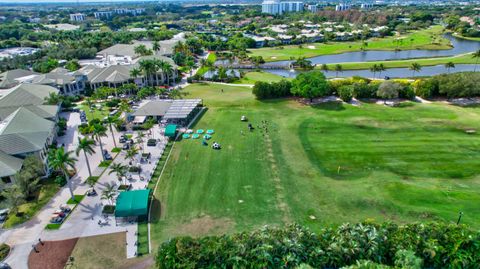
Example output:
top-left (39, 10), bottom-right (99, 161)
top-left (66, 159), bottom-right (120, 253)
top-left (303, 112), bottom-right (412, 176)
top-left (172, 215), bottom-right (234, 237)
top-left (28, 238), bottom-right (78, 269)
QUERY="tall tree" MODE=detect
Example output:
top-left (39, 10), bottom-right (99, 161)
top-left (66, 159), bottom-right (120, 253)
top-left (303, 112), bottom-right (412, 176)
top-left (109, 163), bottom-right (128, 185)
top-left (48, 147), bottom-right (78, 201)
top-left (92, 124), bottom-right (108, 161)
top-left (445, 62), bottom-right (455, 73)
top-left (101, 183), bottom-right (117, 205)
top-left (473, 49), bottom-right (480, 72)
top-left (75, 137), bottom-right (96, 179)
top-left (410, 62), bottom-right (422, 77)
top-left (335, 64), bottom-right (343, 77)
top-left (291, 71), bottom-right (329, 102)
top-left (105, 116), bottom-right (119, 148)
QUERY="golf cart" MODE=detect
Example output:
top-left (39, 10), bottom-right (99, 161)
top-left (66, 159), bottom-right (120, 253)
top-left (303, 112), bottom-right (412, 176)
top-left (212, 142), bottom-right (221, 150)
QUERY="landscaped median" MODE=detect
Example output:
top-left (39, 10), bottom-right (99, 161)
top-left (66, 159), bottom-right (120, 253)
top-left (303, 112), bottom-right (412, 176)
top-left (45, 195), bottom-right (85, 230)
top-left (316, 52), bottom-right (478, 71)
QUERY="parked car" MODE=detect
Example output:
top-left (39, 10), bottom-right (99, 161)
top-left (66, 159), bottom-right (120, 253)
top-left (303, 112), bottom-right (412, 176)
top-left (122, 143), bottom-right (130, 150)
top-left (0, 262), bottom-right (11, 269)
top-left (147, 139), bottom-right (157, 147)
top-left (86, 188), bottom-right (97, 196)
top-left (119, 137), bottom-right (126, 143)
top-left (103, 150), bottom-right (112, 160)
top-left (50, 216), bottom-right (63, 224)
top-left (0, 209), bottom-right (9, 222)
top-left (60, 204), bottom-right (71, 213)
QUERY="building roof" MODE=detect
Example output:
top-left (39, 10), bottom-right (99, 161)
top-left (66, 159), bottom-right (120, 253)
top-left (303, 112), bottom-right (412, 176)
top-left (0, 107), bottom-right (55, 155)
top-left (0, 69), bottom-right (38, 89)
top-left (31, 72), bottom-right (75, 86)
top-left (0, 150), bottom-right (23, 178)
top-left (0, 104), bottom-right (58, 121)
top-left (0, 84), bottom-right (59, 109)
top-left (164, 124), bottom-right (177, 138)
top-left (163, 99), bottom-right (202, 119)
top-left (89, 65), bottom-right (132, 84)
top-left (115, 189), bottom-right (150, 217)
top-left (133, 100), bottom-right (172, 117)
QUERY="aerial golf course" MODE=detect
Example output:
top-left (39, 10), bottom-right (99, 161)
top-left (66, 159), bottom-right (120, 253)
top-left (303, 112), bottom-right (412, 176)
top-left (148, 83), bottom-right (480, 249)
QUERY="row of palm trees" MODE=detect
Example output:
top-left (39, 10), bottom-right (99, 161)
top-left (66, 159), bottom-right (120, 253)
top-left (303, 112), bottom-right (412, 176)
top-left (130, 59), bottom-right (175, 87)
top-left (48, 115), bottom-right (121, 201)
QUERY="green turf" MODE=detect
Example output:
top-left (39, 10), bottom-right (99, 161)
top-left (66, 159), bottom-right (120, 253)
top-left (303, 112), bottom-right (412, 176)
top-left (319, 52), bottom-right (478, 70)
top-left (149, 83), bottom-right (480, 249)
top-left (235, 71), bottom-right (292, 84)
top-left (78, 103), bottom-right (110, 121)
top-left (249, 26), bottom-right (451, 62)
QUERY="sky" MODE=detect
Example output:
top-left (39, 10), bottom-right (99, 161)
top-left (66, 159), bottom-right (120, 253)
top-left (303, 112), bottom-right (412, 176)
top-left (0, 0), bottom-right (159, 3)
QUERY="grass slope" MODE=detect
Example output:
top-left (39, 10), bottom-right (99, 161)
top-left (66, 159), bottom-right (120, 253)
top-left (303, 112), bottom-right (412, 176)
top-left (235, 71), bottom-right (292, 84)
top-left (150, 83), bottom-right (480, 249)
top-left (319, 52), bottom-right (478, 70)
top-left (249, 26), bottom-right (451, 62)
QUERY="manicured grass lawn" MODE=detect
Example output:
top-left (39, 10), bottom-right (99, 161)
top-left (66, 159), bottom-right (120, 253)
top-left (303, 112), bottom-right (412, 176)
top-left (249, 26), bottom-right (451, 62)
top-left (98, 160), bottom-right (112, 168)
top-left (3, 178), bottom-right (60, 228)
top-left (196, 53), bottom-right (217, 76)
top-left (319, 52), bottom-right (478, 70)
top-left (78, 103), bottom-right (110, 121)
top-left (69, 233), bottom-right (151, 269)
top-left (149, 83), bottom-right (480, 249)
top-left (235, 71), bottom-right (292, 84)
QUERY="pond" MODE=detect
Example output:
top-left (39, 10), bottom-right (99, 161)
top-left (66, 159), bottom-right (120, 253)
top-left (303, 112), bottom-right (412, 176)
top-left (264, 64), bottom-right (478, 79)
top-left (261, 34), bottom-right (480, 67)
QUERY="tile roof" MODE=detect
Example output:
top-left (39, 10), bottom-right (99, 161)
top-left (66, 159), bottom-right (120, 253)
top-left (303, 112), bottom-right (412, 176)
top-left (0, 84), bottom-right (59, 109)
top-left (0, 150), bottom-right (23, 178)
top-left (0, 107), bottom-right (55, 155)
top-left (0, 69), bottom-right (38, 89)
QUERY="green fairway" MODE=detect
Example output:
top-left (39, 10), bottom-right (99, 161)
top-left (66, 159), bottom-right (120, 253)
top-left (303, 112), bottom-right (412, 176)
top-left (249, 26), bottom-right (451, 62)
top-left (319, 52), bottom-right (478, 70)
top-left (235, 71), bottom-right (291, 84)
top-left (150, 83), bottom-right (480, 249)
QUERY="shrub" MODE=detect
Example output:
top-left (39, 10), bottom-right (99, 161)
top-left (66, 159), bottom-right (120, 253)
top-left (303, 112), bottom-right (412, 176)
top-left (399, 85), bottom-right (416, 100)
top-left (252, 80), bottom-right (292, 99)
top-left (55, 175), bottom-right (67, 187)
top-left (352, 81), bottom-right (379, 99)
top-left (377, 81), bottom-right (403, 100)
top-left (156, 222), bottom-right (480, 269)
top-left (338, 85), bottom-right (354, 102)
top-left (102, 205), bottom-right (115, 214)
top-left (413, 78), bottom-right (437, 99)
top-left (0, 244), bottom-right (10, 261)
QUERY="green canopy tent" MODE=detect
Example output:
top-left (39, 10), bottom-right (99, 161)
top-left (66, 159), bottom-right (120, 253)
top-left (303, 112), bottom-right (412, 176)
top-left (165, 124), bottom-right (177, 138)
top-left (115, 189), bottom-right (151, 218)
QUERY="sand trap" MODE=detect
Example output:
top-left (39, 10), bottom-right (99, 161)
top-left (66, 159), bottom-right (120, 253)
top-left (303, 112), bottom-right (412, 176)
top-left (271, 56), bottom-right (277, 59)
top-left (308, 45), bottom-right (316, 49)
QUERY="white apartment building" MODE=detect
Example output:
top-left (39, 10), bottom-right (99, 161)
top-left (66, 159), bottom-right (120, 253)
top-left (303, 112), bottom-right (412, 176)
top-left (262, 0), bottom-right (304, 15)
top-left (335, 3), bottom-right (351, 11)
top-left (69, 13), bottom-right (86, 22)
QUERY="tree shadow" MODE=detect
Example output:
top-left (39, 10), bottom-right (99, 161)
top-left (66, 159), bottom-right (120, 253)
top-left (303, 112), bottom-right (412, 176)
top-left (148, 198), bottom-right (161, 224)
top-left (311, 101), bottom-right (345, 111)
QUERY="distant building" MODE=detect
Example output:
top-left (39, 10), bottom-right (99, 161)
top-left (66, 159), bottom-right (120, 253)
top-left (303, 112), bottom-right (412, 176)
top-left (361, 3), bottom-right (374, 9)
top-left (335, 3), bottom-right (351, 11)
top-left (95, 8), bottom-right (145, 20)
top-left (69, 13), bottom-right (86, 22)
top-left (262, 0), bottom-right (304, 15)
top-left (94, 11), bottom-right (114, 19)
top-left (307, 4), bottom-right (318, 12)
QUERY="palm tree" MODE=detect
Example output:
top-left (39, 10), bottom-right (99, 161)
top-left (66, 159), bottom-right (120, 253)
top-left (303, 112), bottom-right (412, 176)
top-left (136, 131), bottom-right (146, 153)
top-left (320, 64), bottom-right (329, 72)
top-left (109, 163), bottom-right (127, 185)
top-left (44, 92), bottom-right (62, 105)
top-left (186, 59), bottom-right (196, 77)
top-left (445, 62), bottom-right (455, 73)
top-left (378, 63), bottom-right (386, 78)
top-left (370, 64), bottom-right (379, 78)
top-left (75, 137), bottom-right (96, 179)
top-left (152, 41), bottom-right (160, 53)
top-left (473, 50), bottom-right (480, 72)
top-left (48, 147), bottom-right (78, 201)
top-left (410, 62), bottom-right (422, 77)
top-left (101, 183), bottom-right (117, 205)
top-left (335, 64), bottom-right (343, 77)
top-left (130, 68), bottom-right (142, 86)
top-left (105, 116), bottom-right (119, 149)
top-left (92, 124), bottom-right (108, 161)
top-left (159, 61), bottom-right (174, 85)
top-left (139, 59), bottom-right (156, 86)
top-left (125, 146), bottom-right (139, 165)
